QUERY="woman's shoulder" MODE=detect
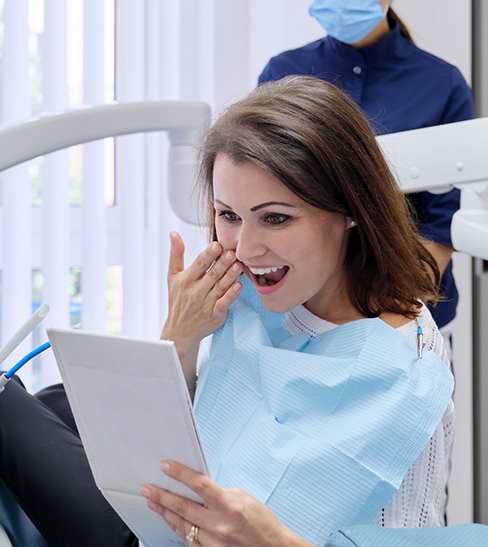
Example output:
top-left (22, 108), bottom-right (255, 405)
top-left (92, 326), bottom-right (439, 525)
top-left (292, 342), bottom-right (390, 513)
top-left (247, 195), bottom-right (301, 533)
top-left (378, 311), bottom-right (411, 329)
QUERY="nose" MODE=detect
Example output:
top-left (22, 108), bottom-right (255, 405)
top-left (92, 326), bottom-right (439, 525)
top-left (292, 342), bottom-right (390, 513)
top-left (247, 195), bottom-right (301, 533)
top-left (235, 223), bottom-right (268, 263)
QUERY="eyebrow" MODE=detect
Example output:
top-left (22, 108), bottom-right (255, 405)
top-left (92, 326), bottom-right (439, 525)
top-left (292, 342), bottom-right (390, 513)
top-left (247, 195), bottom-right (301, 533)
top-left (250, 201), bottom-right (296, 212)
top-left (215, 199), bottom-right (296, 212)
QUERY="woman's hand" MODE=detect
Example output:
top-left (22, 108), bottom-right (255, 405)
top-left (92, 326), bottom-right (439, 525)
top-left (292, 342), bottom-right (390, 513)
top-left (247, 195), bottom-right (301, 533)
top-left (141, 461), bottom-right (310, 547)
top-left (160, 232), bottom-right (243, 386)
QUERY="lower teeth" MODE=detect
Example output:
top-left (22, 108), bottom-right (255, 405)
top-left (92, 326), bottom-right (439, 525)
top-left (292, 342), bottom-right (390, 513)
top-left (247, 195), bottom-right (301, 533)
top-left (258, 275), bottom-right (267, 286)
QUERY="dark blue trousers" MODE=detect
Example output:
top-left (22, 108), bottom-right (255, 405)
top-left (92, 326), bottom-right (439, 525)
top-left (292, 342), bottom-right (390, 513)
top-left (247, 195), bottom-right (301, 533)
top-left (0, 376), bottom-right (138, 547)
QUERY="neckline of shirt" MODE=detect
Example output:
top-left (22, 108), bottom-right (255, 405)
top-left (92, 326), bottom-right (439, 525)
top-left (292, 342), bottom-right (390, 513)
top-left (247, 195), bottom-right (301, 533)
top-left (283, 301), bottom-right (429, 339)
top-left (327, 17), bottom-right (405, 64)
top-left (283, 304), bottom-right (338, 338)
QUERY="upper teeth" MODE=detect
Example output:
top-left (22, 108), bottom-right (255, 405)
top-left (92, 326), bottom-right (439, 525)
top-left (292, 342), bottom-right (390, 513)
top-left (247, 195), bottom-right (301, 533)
top-left (248, 265), bottom-right (284, 275)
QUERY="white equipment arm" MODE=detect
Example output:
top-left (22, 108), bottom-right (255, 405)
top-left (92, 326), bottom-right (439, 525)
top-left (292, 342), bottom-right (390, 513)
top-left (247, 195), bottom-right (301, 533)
top-left (0, 101), bottom-right (210, 224)
top-left (377, 117), bottom-right (488, 260)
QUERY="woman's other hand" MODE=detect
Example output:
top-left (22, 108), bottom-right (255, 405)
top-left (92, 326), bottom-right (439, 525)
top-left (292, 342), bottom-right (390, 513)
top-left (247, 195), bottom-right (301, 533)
top-left (160, 232), bottom-right (242, 386)
top-left (141, 460), bottom-right (310, 547)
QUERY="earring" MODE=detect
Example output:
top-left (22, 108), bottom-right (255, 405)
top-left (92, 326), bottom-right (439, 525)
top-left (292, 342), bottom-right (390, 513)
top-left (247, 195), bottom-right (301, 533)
top-left (350, 219), bottom-right (356, 227)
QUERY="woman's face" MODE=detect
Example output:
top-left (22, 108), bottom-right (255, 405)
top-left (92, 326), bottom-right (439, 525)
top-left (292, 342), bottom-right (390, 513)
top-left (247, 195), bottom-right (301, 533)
top-left (213, 154), bottom-right (353, 317)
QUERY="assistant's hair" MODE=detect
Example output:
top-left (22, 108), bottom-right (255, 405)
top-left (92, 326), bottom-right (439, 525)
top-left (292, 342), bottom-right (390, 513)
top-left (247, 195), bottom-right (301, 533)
top-left (197, 76), bottom-right (439, 318)
top-left (388, 7), bottom-right (414, 42)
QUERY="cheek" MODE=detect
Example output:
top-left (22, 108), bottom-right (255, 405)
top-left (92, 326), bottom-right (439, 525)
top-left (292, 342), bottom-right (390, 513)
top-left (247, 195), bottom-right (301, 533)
top-left (215, 224), bottom-right (236, 250)
top-left (302, 229), bottom-right (346, 269)
top-left (315, 233), bottom-right (348, 269)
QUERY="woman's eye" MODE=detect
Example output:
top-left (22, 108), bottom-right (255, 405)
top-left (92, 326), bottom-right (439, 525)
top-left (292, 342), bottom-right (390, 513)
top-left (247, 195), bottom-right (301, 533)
top-left (264, 214), bottom-right (291, 225)
top-left (219, 211), bottom-right (240, 222)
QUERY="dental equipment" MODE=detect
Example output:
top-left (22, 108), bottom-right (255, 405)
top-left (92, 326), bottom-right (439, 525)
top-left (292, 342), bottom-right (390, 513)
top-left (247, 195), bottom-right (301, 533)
top-left (376, 117), bottom-right (488, 260)
top-left (0, 101), bottom-right (210, 225)
top-left (0, 342), bottom-right (52, 393)
top-left (0, 304), bottom-right (50, 393)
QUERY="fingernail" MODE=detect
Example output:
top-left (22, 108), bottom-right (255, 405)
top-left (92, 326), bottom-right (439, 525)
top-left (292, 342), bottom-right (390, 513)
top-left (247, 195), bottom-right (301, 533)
top-left (232, 263), bottom-right (240, 272)
top-left (147, 500), bottom-right (159, 511)
top-left (225, 251), bottom-right (233, 261)
top-left (140, 487), bottom-right (151, 498)
top-left (161, 461), bottom-right (170, 473)
top-left (211, 242), bottom-right (220, 253)
top-left (233, 282), bottom-right (242, 292)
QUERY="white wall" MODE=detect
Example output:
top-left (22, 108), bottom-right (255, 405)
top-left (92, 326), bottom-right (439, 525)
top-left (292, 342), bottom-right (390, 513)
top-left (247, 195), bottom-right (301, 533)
top-left (394, 0), bottom-right (472, 84)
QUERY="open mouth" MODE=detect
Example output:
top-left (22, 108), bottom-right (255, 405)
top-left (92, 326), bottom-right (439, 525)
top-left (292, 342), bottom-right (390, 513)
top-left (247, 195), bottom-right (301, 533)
top-left (248, 265), bottom-right (289, 287)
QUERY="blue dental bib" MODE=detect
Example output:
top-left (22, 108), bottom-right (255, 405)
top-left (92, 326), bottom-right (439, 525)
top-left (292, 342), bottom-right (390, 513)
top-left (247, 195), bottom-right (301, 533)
top-left (194, 278), bottom-right (454, 546)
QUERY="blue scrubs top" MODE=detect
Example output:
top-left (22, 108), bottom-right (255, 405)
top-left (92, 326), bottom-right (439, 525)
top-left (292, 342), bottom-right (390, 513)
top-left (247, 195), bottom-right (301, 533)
top-left (258, 19), bottom-right (474, 329)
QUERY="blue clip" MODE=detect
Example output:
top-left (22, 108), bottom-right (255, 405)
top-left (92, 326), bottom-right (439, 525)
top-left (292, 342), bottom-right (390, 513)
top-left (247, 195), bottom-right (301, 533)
top-left (417, 326), bottom-right (423, 359)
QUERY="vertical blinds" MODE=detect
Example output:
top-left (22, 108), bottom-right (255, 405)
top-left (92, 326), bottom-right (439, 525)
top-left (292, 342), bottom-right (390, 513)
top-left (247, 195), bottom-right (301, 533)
top-left (0, 0), bottom-right (321, 391)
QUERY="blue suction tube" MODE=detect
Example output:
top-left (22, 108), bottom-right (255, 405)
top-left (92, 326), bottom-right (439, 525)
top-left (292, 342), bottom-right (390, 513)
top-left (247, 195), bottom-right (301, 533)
top-left (0, 341), bottom-right (52, 392)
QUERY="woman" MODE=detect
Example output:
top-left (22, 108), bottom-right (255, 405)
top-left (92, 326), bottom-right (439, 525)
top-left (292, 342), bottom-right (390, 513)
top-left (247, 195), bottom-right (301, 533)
top-left (0, 77), bottom-right (453, 547)
top-left (258, 0), bottom-right (474, 330)
top-left (140, 76), bottom-right (454, 546)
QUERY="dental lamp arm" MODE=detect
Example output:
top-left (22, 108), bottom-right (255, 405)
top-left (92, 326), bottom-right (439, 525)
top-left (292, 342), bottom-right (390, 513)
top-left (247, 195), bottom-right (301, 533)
top-left (0, 101), bottom-right (210, 224)
top-left (376, 116), bottom-right (488, 260)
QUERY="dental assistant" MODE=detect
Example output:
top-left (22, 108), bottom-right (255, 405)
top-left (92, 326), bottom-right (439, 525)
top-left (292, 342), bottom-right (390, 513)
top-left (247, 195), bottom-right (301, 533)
top-left (258, 0), bottom-right (474, 329)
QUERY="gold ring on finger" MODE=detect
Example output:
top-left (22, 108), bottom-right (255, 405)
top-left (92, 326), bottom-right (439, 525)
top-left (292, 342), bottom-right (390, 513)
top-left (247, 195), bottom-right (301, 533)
top-left (186, 524), bottom-right (199, 543)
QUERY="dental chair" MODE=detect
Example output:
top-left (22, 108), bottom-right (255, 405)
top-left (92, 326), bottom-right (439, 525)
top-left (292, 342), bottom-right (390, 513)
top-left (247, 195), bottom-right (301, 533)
top-left (0, 480), bottom-right (47, 547)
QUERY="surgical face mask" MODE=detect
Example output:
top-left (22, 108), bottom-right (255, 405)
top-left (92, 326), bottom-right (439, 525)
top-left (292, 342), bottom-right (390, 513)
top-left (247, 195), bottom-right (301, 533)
top-left (309, 0), bottom-right (393, 44)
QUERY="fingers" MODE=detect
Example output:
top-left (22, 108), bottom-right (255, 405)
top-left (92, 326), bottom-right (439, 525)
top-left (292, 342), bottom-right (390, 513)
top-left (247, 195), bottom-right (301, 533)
top-left (145, 502), bottom-right (184, 534)
top-left (160, 460), bottom-right (227, 508)
top-left (214, 276), bottom-right (242, 314)
top-left (140, 483), bottom-right (206, 527)
top-left (185, 244), bottom-right (243, 305)
top-left (168, 233), bottom-right (240, 293)
top-left (166, 233), bottom-right (243, 342)
top-left (167, 232), bottom-right (186, 277)
top-left (209, 251), bottom-right (243, 297)
top-left (184, 240), bottom-right (223, 283)
top-left (147, 505), bottom-right (207, 547)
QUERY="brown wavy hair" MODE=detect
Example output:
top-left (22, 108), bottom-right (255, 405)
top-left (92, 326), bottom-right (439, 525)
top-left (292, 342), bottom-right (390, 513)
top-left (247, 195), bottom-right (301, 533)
top-left (197, 76), bottom-right (439, 318)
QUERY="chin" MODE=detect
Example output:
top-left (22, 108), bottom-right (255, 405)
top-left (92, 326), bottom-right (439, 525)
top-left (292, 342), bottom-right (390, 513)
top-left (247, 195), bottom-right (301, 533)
top-left (257, 297), bottom-right (294, 315)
